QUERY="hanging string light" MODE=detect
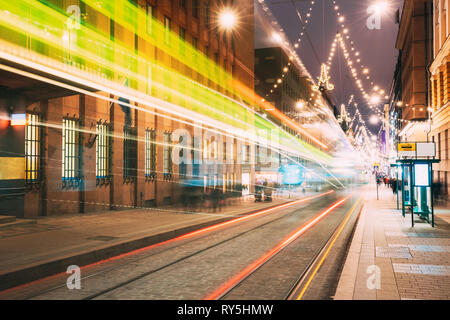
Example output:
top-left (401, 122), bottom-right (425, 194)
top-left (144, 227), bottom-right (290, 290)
top-left (330, 0), bottom-right (387, 116)
top-left (294, 0), bottom-right (317, 49)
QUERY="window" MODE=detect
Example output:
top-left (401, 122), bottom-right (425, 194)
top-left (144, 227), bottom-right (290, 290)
top-left (164, 16), bottom-right (171, 45)
top-left (242, 144), bottom-right (250, 164)
top-left (204, 5), bottom-right (209, 25)
top-left (179, 26), bottom-right (186, 55)
top-left (163, 132), bottom-right (172, 177)
top-left (123, 126), bottom-right (137, 180)
top-left (438, 132), bottom-right (442, 159)
top-left (179, 27), bottom-right (186, 41)
top-left (192, 0), bottom-right (199, 18)
top-left (145, 129), bottom-right (156, 179)
top-left (445, 129), bottom-right (448, 160)
top-left (25, 113), bottom-right (41, 183)
top-left (62, 118), bottom-right (81, 185)
top-left (223, 141), bottom-right (227, 161)
top-left (178, 136), bottom-right (187, 179)
top-left (192, 36), bottom-right (198, 49)
top-left (96, 122), bottom-right (111, 181)
top-left (180, 0), bottom-right (187, 9)
top-left (146, 4), bottom-right (154, 35)
top-left (192, 136), bottom-right (200, 178)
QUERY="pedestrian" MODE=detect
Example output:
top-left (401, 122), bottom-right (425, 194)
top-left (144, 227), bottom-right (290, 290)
top-left (391, 178), bottom-right (397, 194)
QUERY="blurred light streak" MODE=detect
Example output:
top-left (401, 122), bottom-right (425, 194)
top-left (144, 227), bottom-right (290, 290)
top-left (0, 62), bottom-right (341, 189)
top-left (231, 79), bottom-right (330, 151)
top-left (0, 1), bottom-right (356, 182)
top-left (204, 194), bottom-right (353, 300)
top-left (0, 190), bottom-right (333, 297)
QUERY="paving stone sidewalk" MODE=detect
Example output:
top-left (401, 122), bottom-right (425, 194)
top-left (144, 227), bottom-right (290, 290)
top-left (334, 184), bottom-right (450, 300)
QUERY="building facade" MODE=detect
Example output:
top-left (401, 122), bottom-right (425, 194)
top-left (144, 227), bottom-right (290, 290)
top-left (429, 0), bottom-right (450, 198)
top-left (394, 0), bottom-right (434, 143)
top-left (0, 0), bottom-right (256, 217)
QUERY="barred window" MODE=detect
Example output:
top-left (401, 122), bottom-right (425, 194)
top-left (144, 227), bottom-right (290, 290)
top-left (62, 118), bottom-right (80, 183)
top-left (25, 113), bottom-right (41, 183)
top-left (123, 126), bottom-right (137, 179)
top-left (96, 122), bottom-right (111, 180)
top-left (145, 129), bottom-right (156, 177)
top-left (163, 132), bottom-right (172, 176)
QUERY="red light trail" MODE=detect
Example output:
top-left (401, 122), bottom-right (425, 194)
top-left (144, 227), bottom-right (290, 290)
top-left (0, 191), bottom-right (333, 296)
top-left (204, 194), bottom-right (353, 300)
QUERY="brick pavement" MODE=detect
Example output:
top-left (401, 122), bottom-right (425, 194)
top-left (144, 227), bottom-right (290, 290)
top-left (334, 183), bottom-right (450, 300)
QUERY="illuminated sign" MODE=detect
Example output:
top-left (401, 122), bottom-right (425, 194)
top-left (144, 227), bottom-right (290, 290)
top-left (10, 113), bottom-right (26, 126)
top-left (414, 164), bottom-right (429, 187)
top-left (281, 165), bottom-right (304, 185)
top-left (398, 143), bottom-right (416, 151)
top-left (398, 142), bottom-right (416, 157)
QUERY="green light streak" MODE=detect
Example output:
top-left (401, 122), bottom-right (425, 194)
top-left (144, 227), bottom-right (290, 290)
top-left (0, 0), bottom-right (333, 164)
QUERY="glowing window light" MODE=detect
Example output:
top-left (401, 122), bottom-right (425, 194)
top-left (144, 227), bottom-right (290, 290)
top-left (10, 113), bottom-right (26, 126)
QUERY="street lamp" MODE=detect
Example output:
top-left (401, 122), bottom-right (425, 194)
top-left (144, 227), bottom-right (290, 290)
top-left (370, 95), bottom-right (381, 104)
top-left (218, 8), bottom-right (237, 31)
top-left (373, 2), bottom-right (388, 14)
top-left (370, 114), bottom-right (379, 125)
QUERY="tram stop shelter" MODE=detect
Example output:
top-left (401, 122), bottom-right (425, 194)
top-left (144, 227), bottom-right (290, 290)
top-left (392, 142), bottom-right (440, 227)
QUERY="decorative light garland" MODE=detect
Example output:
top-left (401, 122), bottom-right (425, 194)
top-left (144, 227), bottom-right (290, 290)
top-left (331, 0), bottom-right (387, 116)
top-left (294, 0), bottom-right (317, 49)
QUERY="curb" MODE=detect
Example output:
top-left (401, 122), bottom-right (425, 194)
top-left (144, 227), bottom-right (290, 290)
top-left (333, 201), bottom-right (366, 300)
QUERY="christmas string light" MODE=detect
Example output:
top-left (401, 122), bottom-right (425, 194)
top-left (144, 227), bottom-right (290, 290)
top-left (294, 0), bottom-right (317, 49)
top-left (331, 0), bottom-right (387, 115)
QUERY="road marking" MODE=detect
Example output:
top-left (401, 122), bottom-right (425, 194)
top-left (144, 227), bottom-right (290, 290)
top-left (295, 198), bottom-right (361, 300)
top-left (204, 194), bottom-right (353, 300)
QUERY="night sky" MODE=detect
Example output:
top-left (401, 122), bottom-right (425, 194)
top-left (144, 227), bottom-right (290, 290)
top-left (255, 0), bottom-right (404, 134)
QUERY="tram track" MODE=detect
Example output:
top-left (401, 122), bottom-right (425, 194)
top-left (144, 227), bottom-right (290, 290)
top-left (205, 195), bottom-right (358, 300)
top-left (1, 191), bottom-right (336, 300)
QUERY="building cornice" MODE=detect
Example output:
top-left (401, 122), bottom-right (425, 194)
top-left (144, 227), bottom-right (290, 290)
top-left (395, 0), bottom-right (413, 50)
top-left (430, 35), bottom-right (450, 75)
